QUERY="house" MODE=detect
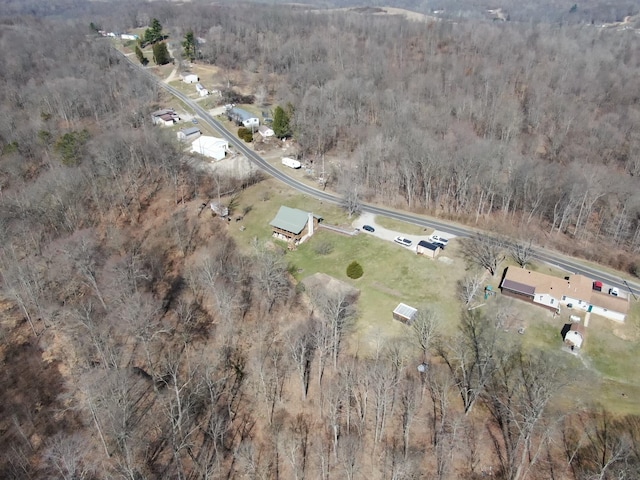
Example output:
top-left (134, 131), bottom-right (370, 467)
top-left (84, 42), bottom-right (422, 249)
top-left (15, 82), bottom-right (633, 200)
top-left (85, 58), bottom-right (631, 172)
top-left (227, 107), bottom-right (260, 129)
top-left (121, 33), bottom-right (139, 41)
top-left (258, 125), bottom-right (275, 138)
top-left (500, 267), bottom-right (629, 322)
top-left (210, 202), bottom-right (229, 217)
top-left (177, 127), bottom-right (201, 141)
top-left (269, 206), bottom-right (322, 245)
top-left (195, 83), bottom-right (208, 96)
top-left (151, 109), bottom-right (179, 126)
top-left (563, 323), bottom-right (585, 350)
top-left (393, 303), bottom-right (418, 325)
top-left (416, 240), bottom-right (440, 259)
top-left (183, 74), bottom-right (199, 84)
top-left (190, 136), bottom-right (229, 161)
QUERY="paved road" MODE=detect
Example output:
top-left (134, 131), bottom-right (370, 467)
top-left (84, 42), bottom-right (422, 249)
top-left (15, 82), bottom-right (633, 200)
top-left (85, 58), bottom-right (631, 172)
top-left (116, 49), bottom-right (640, 298)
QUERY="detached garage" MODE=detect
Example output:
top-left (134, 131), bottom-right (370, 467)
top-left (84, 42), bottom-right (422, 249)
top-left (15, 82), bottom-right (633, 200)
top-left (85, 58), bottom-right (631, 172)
top-left (416, 240), bottom-right (440, 259)
top-left (393, 303), bottom-right (418, 325)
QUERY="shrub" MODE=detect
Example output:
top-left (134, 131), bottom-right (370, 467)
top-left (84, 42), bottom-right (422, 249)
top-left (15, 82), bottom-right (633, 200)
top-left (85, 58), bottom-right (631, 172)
top-left (237, 127), bottom-right (253, 142)
top-left (346, 261), bottom-right (363, 279)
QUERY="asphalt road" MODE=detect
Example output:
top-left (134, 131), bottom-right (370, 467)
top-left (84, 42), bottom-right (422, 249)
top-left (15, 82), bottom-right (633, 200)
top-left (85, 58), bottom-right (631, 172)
top-left (116, 49), bottom-right (640, 299)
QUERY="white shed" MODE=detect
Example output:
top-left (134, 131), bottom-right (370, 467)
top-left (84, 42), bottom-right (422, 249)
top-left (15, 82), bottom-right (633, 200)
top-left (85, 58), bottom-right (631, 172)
top-left (177, 127), bottom-right (201, 141)
top-left (183, 74), bottom-right (199, 84)
top-left (393, 303), bottom-right (418, 325)
top-left (190, 136), bottom-right (229, 161)
top-left (258, 125), bottom-right (275, 138)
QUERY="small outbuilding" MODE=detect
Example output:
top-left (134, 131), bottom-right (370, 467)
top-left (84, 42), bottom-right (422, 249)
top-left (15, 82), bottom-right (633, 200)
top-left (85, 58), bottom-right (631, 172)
top-left (151, 108), bottom-right (179, 126)
top-left (563, 323), bottom-right (585, 350)
top-left (183, 74), bottom-right (199, 84)
top-left (258, 125), bottom-right (275, 138)
top-left (416, 240), bottom-right (441, 259)
top-left (393, 303), bottom-right (418, 325)
top-left (177, 126), bottom-right (201, 141)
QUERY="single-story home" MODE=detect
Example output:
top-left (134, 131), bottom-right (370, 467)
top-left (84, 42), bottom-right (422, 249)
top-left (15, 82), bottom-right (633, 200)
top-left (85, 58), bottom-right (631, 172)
top-left (269, 206), bottom-right (322, 245)
top-left (177, 127), bottom-right (201, 141)
top-left (500, 267), bottom-right (629, 322)
top-left (416, 240), bottom-right (440, 259)
top-left (393, 303), bottom-right (418, 325)
top-left (190, 136), bottom-right (229, 161)
top-left (121, 33), bottom-right (139, 41)
top-left (227, 107), bottom-right (260, 129)
top-left (563, 323), bottom-right (585, 350)
top-left (183, 74), bottom-right (199, 84)
top-left (151, 109), bottom-right (179, 126)
top-left (258, 125), bottom-right (274, 138)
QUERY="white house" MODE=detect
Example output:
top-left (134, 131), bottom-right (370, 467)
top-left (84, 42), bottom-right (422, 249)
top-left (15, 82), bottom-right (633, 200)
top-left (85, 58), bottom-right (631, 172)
top-left (258, 125), bottom-right (275, 138)
top-left (227, 107), bottom-right (260, 129)
top-left (121, 34), bottom-right (139, 41)
top-left (190, 136), bottom-right (229, 161)
top-left (183, 74), bottom-right (199, 84)
top-left (500, 267), bottom-right (630, 322)
top-left (177, 127), bottom-right (201, 141)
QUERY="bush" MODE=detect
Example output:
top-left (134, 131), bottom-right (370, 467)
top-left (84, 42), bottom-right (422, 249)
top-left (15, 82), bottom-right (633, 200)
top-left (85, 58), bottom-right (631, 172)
top-left (346, 261), bottom-right (363, 279)
top-left (238, 127), bottom-right (253, 142)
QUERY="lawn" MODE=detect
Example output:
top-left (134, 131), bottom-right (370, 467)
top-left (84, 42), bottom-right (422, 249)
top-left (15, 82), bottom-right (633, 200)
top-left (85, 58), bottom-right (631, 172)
top-left (375, 216), bottom-right (433, 236)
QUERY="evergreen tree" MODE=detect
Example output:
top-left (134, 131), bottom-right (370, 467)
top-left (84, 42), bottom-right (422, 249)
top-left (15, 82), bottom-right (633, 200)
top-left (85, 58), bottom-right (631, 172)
top-left (135, 45), bottom-right (148, 66)
top-left (182, 30), bottom-right (196, 62)
top-left (152, 42), bottom-right (171, 65)
top-left (273, 105), bottom-right (292, 139)
top-left (144, 18), bottom-right (163, 44)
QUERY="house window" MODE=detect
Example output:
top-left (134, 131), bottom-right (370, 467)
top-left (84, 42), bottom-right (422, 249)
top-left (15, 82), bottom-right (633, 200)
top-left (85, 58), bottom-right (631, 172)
top-left (550, 299), bottom-right (554, 304)
top-left (562, 296), bottom-right (566, 301)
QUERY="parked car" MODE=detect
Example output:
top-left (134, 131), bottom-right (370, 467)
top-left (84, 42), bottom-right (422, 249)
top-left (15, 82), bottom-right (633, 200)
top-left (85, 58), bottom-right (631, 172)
top-left (429, 234), bottom-right (449, 244)
top-left (362, 225), bottom-right (375, 232)
top-left (394, 236), bottom-right (413, 246)
top-left (192, 118), bottom-right (198, 124)
top-left (432, 241), bottom-right (446, 250)
top-left (609, 287), bottom-right (619, 296)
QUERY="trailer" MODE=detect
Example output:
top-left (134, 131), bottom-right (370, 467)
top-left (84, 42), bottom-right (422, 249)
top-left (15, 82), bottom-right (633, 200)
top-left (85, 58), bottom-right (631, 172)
top-left (282, 157), bottom-right (301, 169)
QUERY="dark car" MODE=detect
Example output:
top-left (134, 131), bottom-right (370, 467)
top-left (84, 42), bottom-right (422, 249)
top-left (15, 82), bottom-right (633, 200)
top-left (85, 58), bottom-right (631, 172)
top-left (362, 225), bottom-right (375, 232)
top-left (433, 241), bottom-right (446, 249)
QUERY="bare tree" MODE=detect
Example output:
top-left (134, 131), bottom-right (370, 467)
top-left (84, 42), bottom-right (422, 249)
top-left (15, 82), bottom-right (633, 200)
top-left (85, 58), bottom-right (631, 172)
top-left (457, 273), bottom-right (485, 307)
top-left (510, 238), bottom-right (536, 268)
top-left (411, 307), bottom-right (440, 361)
top-left (460, 234), bottom-right (506, 277)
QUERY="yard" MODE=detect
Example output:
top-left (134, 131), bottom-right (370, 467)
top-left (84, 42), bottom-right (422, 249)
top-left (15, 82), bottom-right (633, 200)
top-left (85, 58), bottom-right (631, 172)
top-left (219, 178), bottom-right (640, 414)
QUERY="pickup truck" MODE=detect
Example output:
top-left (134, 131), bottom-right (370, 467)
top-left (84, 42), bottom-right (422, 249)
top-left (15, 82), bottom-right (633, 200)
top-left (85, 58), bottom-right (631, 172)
top-left (429, 234), bottom-right (449, 244)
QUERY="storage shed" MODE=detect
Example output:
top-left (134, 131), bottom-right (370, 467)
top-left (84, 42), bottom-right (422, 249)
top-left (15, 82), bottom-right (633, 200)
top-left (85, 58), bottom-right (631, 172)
top-left (393, 303), bottom-right (418, 325)
top-left (190, 136), bottom-right (229, 161)
top-left (416, 240), bottom-right (441, 259)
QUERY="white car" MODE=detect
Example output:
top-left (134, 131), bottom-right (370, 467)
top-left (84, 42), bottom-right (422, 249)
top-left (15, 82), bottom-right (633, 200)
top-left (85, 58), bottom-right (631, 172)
top-left (429, 234), bottom-right (449, 244)
top-left (609, 287), bottom-right (619, 297)
top-left (394, 236), bottom-right (413, 247)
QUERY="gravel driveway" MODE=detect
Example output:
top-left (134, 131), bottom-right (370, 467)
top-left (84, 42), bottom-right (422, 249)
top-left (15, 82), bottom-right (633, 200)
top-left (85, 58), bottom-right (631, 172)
top-left (353, 212), bottom-right (456, 248)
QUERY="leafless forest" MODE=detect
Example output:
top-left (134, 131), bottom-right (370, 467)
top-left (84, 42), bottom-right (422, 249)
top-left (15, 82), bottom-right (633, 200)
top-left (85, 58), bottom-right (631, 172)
top-left (1, 1), bottom-right (640, 479)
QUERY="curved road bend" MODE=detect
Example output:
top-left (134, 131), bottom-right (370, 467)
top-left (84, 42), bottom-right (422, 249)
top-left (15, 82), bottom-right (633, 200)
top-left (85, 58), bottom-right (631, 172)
top-left (117, 50), bottom-right (640, 297)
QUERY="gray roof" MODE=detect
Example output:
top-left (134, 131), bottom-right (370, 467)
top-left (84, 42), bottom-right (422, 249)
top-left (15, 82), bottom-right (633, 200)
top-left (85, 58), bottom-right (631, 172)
top-left (417, 240), bottom-right (439, 250)
top-left (230, 107), bottom-right (257, 121)
top-left (393, 303), bottom-right (418, 320)
top-left (180, 127), bottom-right (201, 136)
top-left (270, 206), bottom-right (320, 234)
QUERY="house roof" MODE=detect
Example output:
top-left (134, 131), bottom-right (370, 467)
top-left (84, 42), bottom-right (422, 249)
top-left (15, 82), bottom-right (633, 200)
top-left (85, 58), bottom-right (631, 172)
top-left (501, 267), bottom-right (593, 301)
top-left (417, 240), bottom-right (439, 251)
top-left (179, 127), bottom-right (200, 136)
top-left (564, 330), bottom-right (583, 348)
top-left (393, 303), bottom-right (418, 320)
top-left (152, 109), bottom-right (175, 117)
top-left (269, 206), bottom-right (320, 235)
top-left (590, 291), bottom-right (630, 313)
top-left (258, 125), bottom-right (273, 133)
top-left (230, 107), bottom-right (257, 121)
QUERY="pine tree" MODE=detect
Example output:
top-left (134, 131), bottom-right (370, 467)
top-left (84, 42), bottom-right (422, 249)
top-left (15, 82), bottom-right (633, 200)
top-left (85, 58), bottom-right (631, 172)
top-left (144, 18), bottom-right (163, 45)
top-left (182, 30), bottom-right (196, 62)
top-left (135, 45), bottom-right (148, 66)
top-left (273, 105), bottom-right (292, 139)
top-left (152, 42), bottom-right (171, 66)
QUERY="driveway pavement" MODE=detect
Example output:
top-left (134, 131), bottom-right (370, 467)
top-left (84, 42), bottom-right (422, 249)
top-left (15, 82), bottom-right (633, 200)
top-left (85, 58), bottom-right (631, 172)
top-left (354, 212), bottom-right (457, 248)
